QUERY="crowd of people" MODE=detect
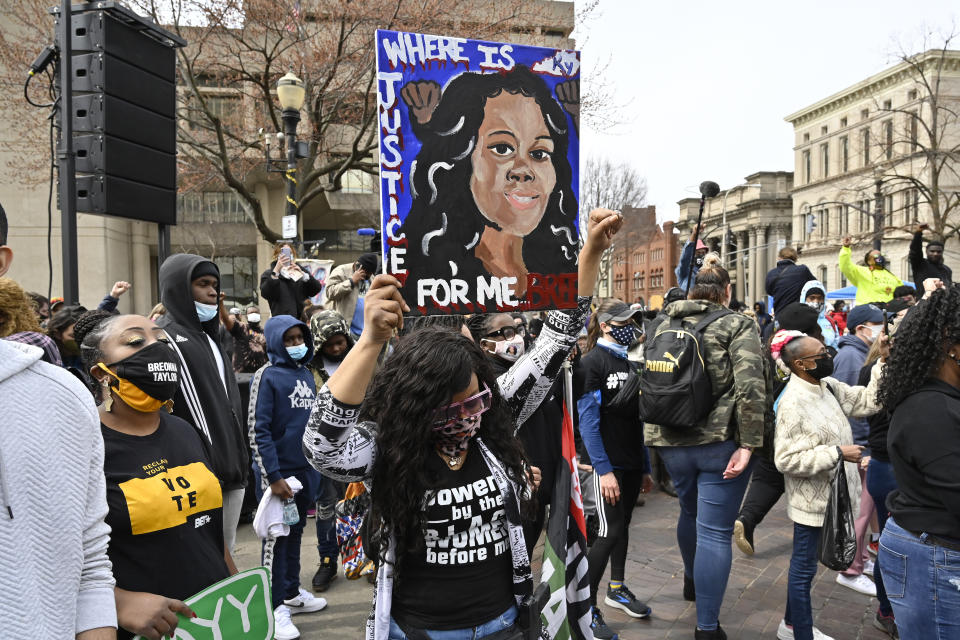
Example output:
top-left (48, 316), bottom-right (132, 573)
top-left (1, 196), bottom-right (958, 640)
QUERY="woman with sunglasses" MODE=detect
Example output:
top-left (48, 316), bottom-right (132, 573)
top-left (303, 209), bottom-right (621, 640)
top-left (770, 330), bottom-right (886, 640)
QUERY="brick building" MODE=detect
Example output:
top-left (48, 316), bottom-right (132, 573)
top-left (610, 205), bottom-right (678, 309)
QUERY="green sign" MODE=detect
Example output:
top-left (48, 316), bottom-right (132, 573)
top-left (133, 567), bottom-right (273, 640)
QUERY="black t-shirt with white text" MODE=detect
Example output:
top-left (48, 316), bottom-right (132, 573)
top-left (391, 449), bottom-right (514, 630)
top-left (102, 412), bottom-right (230, 639)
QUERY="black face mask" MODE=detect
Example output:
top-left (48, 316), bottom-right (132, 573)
top-left (805, 354), bottom-right (835, 381)
top-left (694, 255), bottom-right (705, 269)
top-left (106, 341), bottom-right (180, 403)
top-left (873, 255), bottom-right (888, 269)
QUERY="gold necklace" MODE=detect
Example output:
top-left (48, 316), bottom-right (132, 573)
top-left (438, 450), bottom-right (463, 469)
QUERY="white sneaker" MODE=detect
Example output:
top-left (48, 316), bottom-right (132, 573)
top-left (835, 572), bottom-right (877, 596)
top-left (283, 587), bottom-right (328, 614)
top-left (863, 559), bottom-right (875, 577)
top-left (274, 605), bottom-right (300, 640)
top-left (777, 619), bottom-right (835, 640)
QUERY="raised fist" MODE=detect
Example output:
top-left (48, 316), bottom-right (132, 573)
top-left (555, 79), bottom-right (580, 134)
top-left (401, 81), bottom-right (441, 125)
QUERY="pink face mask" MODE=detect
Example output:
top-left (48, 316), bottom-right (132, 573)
top-left (432, 384), bottom-right (492, 457)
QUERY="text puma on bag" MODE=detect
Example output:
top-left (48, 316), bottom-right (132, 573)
top-left (638, 309), bottom-right (731, 430)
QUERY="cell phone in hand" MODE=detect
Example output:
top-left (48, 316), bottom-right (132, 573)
top-left (280, 246), bottom-right (293, 260)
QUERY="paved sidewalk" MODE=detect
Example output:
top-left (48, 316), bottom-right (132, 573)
top-left (233, 491), bottom-right (891, 639)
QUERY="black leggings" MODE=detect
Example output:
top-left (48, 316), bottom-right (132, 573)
top-left (738, 455), bottom-right (784, 528)
top-left (587, 468), bottom-right (644, 605)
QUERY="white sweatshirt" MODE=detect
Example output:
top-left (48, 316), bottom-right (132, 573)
top-left (0, 340), bottom-right (117, 635)
top-left (774, 362), bottom-right (883, 527)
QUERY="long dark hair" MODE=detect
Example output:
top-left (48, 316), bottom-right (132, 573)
top-left (360, 328), bottom-right (529, 579)
top-left (401, 66), bottom-right (578, 280)
top-left (879, 286), bottom-right (960, 409)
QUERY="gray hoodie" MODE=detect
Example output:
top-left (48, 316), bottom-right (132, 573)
top-left (0, 340), bottom-right (117, 635)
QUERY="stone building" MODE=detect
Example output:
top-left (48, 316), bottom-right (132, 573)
top-left (610, 205), bottom-right (677, 309)
top-left (675, 172), bottom-right (794, 306)
top-left (0, 0), bottom-right (575, 314)
top-left (785, 49), bottom-right (960, 292)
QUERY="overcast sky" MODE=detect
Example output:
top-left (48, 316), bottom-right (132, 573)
top-left (575, 0), bottom-right (958, 221)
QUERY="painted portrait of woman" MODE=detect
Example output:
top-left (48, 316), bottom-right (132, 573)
top-left (398, 65), bottom-right (579, 312)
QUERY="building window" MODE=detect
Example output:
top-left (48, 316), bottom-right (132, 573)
top-left (839, 136), bottom-right (849, 173)
top-left (906, 188), bottom-right (919, 223)
top-left (819, 208), bottom-right (830, 238)
top-left (178, 191), bottom-right (247, 224)
top-left (861, 108), bottom-right (869, 121)
top-left (909, 111), bottom-right (918, 151)
top-left (802, 150), bottom-right (811, 183)
top-left (860, 128), bottom-right (870, 166)
top-left (819, 266), bottom-right (828, 289)
top-left (838, 205), bottom-right (848, 235)
top-left (884, 119), bottom-right (893, 159)
top-left (216, 256), bottom-right (258, 304)
top-left (840, 116), bottom-right (848, 127)
top-left (633, 272), bottom-right (641, 289)
top-left (883, 99), bottom-right (892, 110)
top-left (820, 143), bottom-right (829, 178)
top-left (803, 132), bottom-right (810, 142)
top-left (907, 89), bottom-right (918, 101)
top-left (885, 195), bottom-right (894, 227)
top-left (821, 125), bottom-right (828, 135)
top-left (859, 199), bottom-right (871, 232)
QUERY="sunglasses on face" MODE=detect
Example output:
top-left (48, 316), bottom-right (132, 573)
top-left (433, 383), bottom-right (492, 429)
top-left (485, 326), bottom-right (518, 341)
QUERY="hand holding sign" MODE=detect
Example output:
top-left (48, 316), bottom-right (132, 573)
top-left (132, 568), bottom-right (273, 640)
top-left (362, 274), bottom-right (410, 344)
top-left (118, 589), bottom-right (195, 640)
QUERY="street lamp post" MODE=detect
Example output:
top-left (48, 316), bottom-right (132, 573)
top-left (265, 71), bottom-right (306, 242)
top-left (873, 178), bottom-right (884, 251)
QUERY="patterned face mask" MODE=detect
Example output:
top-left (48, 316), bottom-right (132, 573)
top-left (608, 324), bottom-right (635, 346)
top-left (433, 414), bottom-right (483, 458)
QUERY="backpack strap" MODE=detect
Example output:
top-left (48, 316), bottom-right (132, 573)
top-left (692, 308), bottom-right (733, 333)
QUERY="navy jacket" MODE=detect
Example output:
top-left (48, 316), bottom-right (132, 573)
top-left (765, 260), bottom-right (816, 316)
top-left (249, 315), bottom-right (317, 485)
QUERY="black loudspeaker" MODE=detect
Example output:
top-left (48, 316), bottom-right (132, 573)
top-left (57, 2), bottom-right (184, 225)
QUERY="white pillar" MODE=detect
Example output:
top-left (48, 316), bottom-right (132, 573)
top-left (747, 229), bottom-right (758, 305)
top-left (736, 230), bottom-right (747, 303)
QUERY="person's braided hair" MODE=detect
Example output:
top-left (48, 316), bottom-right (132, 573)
top-left (74, 310), bottom-right (118, 400)
top-left (878, 285), bottom-right (960, 409)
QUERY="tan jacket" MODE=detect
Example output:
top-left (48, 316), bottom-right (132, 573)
top-left (774, 363), bottom-right (882, 527)
top-left (322, 263), bottom-right (362, 327)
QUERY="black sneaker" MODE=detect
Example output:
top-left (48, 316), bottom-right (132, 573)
top-left (311, 556), bottom-right (337, 592)
top-left (734, 518), bottom-right (755, 556)
top-left (683, 574), bottom-right (696, 601)
top-left (604, 584), bottom-right (652, 618)
top-left (591, 606), bottom-right (618, 640)
top-left (695, 623), bottom-right (727, 639)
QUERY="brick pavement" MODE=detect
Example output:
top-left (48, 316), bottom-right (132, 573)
top-left (234, 490), bottom-right (890, 639)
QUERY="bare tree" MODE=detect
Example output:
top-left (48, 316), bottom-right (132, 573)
top-left (848, 36), bottom-right (960, 243)
top-left (579, 155), bottom-right (648, 292)
top-left (0, 0), bottom-right (581, 243)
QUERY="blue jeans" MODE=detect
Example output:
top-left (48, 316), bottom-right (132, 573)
top-left (314, 473), bottom-right (339, 557)
top-left (388, 605), bottom-right (518, 639)
top-left (784, 523), bottom-right (821, 640)
top-left (866, 458), bottom-right (897, 616)
top-left (658, 439), bottom-right (754, 631)
top-left (878, 517), bottom-right (960, 640)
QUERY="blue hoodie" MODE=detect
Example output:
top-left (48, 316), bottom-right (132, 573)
top-left (249, 315), bottom-right (317, 484)
top-left (799, 280), bottom-right (839, 349)
top-left (833, 333), bottom-right (871, 449)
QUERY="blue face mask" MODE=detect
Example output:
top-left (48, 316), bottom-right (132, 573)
top-left (286, 344), bottom-right (308, 361)
top-left (608, 324), bottom-right (635, 346)
top-left (195, 301), bottom-right (218, 322)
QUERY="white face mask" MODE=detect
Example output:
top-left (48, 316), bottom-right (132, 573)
top-left (806, 301), bottom-right (824, 313)
top-left (481, 335), bottom-right (525, 362)
top-left (247, 313), bottom-right (261, 324)
top-left (859, 324), bottom-right (882, 343)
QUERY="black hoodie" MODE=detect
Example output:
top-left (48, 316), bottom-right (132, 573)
top-left (157, 254), bottom-right (249, 490)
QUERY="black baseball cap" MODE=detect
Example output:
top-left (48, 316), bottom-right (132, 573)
top-left (777, 302), bottom-right (820, 334)
top-left (598, 302), bottom-right (640, 324)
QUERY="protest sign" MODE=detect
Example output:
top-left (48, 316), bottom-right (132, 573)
top-left (296, 258), bottom-right (335, 305)
top-left (376, 29), bottom-right (581, 316)
top-left (132, 567), bottom-right (273, 640)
